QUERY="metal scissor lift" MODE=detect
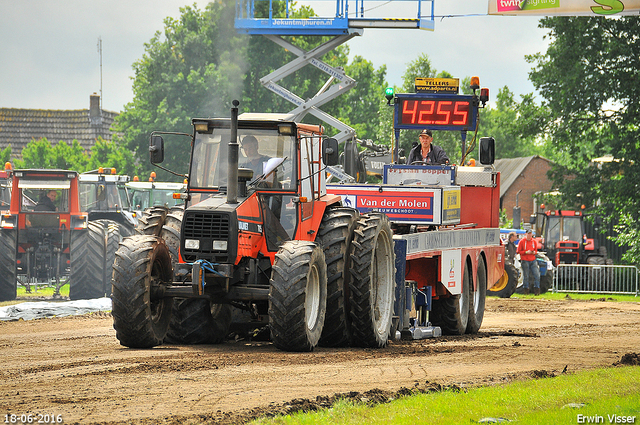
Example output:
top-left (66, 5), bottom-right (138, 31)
top-left (235, 0), bottom-right (435, 143)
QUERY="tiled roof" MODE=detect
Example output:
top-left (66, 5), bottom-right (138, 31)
top-left (494, 156), bottom-right (552, 198)
top-left (0, 100), bottom-right (120, 158)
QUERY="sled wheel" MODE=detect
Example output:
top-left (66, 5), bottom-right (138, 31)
top-left (112, 235), bottom-right (173, 348)
top-left (431, 259), bottom-right (471, 335)
top-left (466, 257), bottom-right (487, 334)
top-left (269, 240), bottom-right (327, 352)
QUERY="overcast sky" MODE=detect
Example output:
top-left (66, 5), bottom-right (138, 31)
top-left (0, 0), bottom-right (549, 113)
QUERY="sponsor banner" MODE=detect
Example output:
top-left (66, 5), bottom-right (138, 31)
top-left (488, 0), bottom-right (640, 15)
top-left (384, 165), bottom-right (455, 186)
top-left (326, 185), bottom-right (442, 224)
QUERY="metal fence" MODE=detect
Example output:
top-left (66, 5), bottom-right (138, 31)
top-left (553, 264), bottom-right (639, 296)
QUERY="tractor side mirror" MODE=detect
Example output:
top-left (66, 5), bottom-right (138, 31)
top-left (149, 135), bottom-right (165, 164)
top-left (479, 137), bottom-right (495, 165)
top-left (322, 138), bottom-right (339, 166)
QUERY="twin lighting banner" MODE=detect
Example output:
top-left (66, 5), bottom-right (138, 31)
top-left (488, 0), bottom-right (640, 15)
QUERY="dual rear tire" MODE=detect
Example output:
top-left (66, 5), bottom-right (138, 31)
top-left (431, 256), bottom-right (487, 335)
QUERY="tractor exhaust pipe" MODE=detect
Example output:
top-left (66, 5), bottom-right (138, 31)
top-left (227, 99), bottom-right (240, 204)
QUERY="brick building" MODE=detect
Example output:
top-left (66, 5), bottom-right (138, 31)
top-left (0, 94), bottom-right (119, 159)
top-left (494, 156), bottom-right (554, 225)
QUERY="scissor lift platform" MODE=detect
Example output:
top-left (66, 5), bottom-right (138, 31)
top-left (235, 0), bottom-right (435, 35)
top-left (235, 0), bottom-right (435, 143)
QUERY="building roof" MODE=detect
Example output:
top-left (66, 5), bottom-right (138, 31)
top-left (494, 156), bottom-right (552, 198)
top-left (0, 94), bottom-right (119, 158)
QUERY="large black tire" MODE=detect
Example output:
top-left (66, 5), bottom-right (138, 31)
top-left (161, 209), bottom-right (232, 345)
top-left (0, 229), bottom-right (17, 301)
top-left (135, 206), bottom-right (168, 236)
top-left (159, 209), bottom-right (183, 266)
top-left (431, 259), bottom-right (471, 335)
top-left (94, 219), bottom-right (122, 297)
top-left (112, 235), bottom-right (174, 348)
top-left (316, 207), bottom-right (358, 347)
top-left (69, 222), bottom-right (107, 300)
top-left (540, 268), bottom-right (553, 293)
top-left (466, 257), bottom-right (486, 334)
top-left (269, 240), bottom-right (327, 352)
top-left (488, 262), bottom-right (518, 298)
top-left (165, 299), bottom-right (232, 344)
top-left (348, 213), bottom-right (395, 348)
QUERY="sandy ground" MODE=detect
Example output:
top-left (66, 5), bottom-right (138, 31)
top-left (1, 296), bottom-right (639, 424)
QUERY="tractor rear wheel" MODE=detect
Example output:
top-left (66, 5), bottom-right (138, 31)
top-left (69, 222), bottom-right (107, 300)
top-left (0, 229), bottom-right (17, 301)
top-left (159, 209), bottom-right (183, 266)
top-left (488, 263), bottom-right (518, 298)
top-left (349, 213), bottom-right (395, 348)
top-left (269, 240), bottom-right (327, 352)
top-left (165, 299), bottom-right (232, 344)
top-left (112, 235), bottom-right (173, 348)
top-left (316, 207), bottom-right (358, 347)
top-left (431, 259), bottom-right (471, 335)
top-left (466, 257), bottom-right (486, 334)
top-left (94, 219), bottom-right (122, 297)
top-left (135, 206), bottom-right (168, 236)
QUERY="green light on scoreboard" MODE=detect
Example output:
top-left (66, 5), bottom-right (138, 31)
top-left (385, 87), bottom-right (395, 104)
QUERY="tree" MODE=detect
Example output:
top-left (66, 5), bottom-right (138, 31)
top-left (480, 86), bottom-right (551, 159)
top-left (526, 16), bottom-right (640, 263)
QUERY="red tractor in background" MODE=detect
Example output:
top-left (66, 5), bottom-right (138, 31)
top-left (0, 169), bottom-right (109, 301)
top-left (531, 207), bottom-right (612, 267)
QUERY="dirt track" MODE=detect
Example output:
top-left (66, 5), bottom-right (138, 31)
top-left (1, 296), bottom-right (639, 424)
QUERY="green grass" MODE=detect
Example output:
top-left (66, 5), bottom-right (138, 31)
top-left (250, 367), bottom-right (640, 425)
top-left (513, 292), bottom-right (639, 302)
top-left (0, 284), bottom-right (70, 307)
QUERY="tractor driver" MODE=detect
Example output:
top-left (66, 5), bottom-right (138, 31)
top-left (35, 190), bottom-right (58, 212)
top-left (407, 129), bottom-right (450, 165)
top-left (240, 135), bottom-right (271, 178)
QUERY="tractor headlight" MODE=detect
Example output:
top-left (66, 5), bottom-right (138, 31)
top-left (185, 239), bottom-right (200, 250)
top-left (213, 240), bottom-right (227, 251)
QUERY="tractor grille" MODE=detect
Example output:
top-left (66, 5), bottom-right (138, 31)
top-left (183, 212), bottom-right (230, 240)
top-left (182, 211), bottom-right (232, 262)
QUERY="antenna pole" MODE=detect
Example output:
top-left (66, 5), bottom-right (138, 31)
top-left (97, 36), bottom-right (103, 109)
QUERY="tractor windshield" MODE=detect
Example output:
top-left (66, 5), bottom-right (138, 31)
top-left (19, 180), bottom-right (71, 213)
top-left (190, 128), bottom-right (296, 191)
top-left (80, 182), bottom-right (127, 212)
top-left (544, 216), bottom-right (583, 244)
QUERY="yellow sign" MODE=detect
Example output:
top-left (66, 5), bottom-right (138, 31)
top-left (442, 188), bottom-right (461, 222)
top-left (415, 78), bottom-right (460, 94)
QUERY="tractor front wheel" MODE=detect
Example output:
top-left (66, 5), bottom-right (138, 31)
top-left (269, 240), bottom-right (327, 352)
top-left (111, 235), bottom-right (173, 348)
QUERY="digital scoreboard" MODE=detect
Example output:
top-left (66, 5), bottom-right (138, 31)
top-left (393, 93), bottom-right (478, 132)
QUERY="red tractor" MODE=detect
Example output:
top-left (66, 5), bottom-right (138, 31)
top-left (0, 169), bottom-right (109, 301)
top-left (531, 208), bottom-right (611, 267)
